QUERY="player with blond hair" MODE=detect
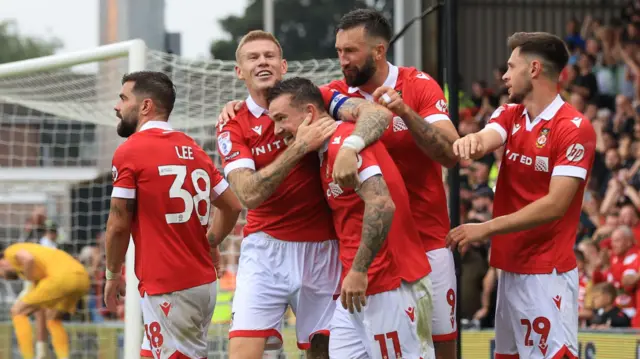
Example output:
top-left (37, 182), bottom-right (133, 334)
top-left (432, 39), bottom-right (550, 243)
top-left (218, 30), bottom-right (393, 359)
top-left (0, 243), bottom-right (91, 359)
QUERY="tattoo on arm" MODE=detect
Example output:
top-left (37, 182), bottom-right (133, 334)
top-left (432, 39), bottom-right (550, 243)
top-left (401, 108), bottom-right (457, 166)
top-left (226, 142), bottom-right (307, 209)
top-left (337, 98), bottom-right (391, 146)
top-left (352, 175), bottom-right (396, 272)
top-left (109, 198), bottom-right (136, 218)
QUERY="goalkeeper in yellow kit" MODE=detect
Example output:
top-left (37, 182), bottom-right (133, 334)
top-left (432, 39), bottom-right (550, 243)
top-left (0, 242), bottom-right (90, 359)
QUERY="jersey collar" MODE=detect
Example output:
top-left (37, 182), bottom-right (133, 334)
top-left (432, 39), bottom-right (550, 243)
top-left (347, 62), bottom-right (399, 98)
top-left (522, 94), bottom-right (564, 122)
top-left (139, 120), bottom-right (172, 132)
top-left (246, 96), bottom-right (267, 118)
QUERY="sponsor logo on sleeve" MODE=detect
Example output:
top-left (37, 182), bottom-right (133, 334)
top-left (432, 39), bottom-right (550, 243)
top-left (111, 165), bottom-right (118, 182)
top-left (435, 99), bottom-right (448, 113)
top-left (217, 131), bottom-right (232, 156)
top-left (566, 143), bottom-right (585, 162)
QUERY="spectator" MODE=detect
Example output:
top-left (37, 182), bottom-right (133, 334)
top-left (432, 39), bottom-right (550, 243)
top-left (589, 282), bottom-right (631, 328)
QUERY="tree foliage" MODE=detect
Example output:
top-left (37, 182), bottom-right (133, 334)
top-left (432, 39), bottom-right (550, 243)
top-left (210, 0), bottom-right (393, 61)
top-left (0, 20), bottom-right (62, 64)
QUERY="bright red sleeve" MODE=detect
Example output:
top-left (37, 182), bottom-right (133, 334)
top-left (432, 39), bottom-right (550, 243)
top-left (485, 105), bottom-right (515, 145)
top-left (216, 120), bottom-right (255, 177)
top-left (111, 141), bottom-right (137, 199)
top-left (356, 143), bottom-right (384, 183)
top-left (406, 72), bottom-right (450, 124)
top-left (551, 117), bottom-right (596, 180)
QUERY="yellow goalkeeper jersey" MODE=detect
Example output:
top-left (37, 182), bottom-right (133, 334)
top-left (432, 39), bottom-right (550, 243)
top-left (4, 242), bottom-right (87, 281)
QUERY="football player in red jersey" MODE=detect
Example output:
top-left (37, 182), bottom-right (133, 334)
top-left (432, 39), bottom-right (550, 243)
top-left (218, 31), bottom-right (393, 359)
top-left (104, 71), bottom-right (243, 359)
top-left (447, 32), bottom-right (596, 359)
top-left (324, 9), bottom-right (460, 359)
top-left (267, 76), bottom-right (435, 359)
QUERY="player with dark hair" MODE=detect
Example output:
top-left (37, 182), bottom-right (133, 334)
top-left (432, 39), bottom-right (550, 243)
top-left (447, 32), bottom-right (596, 359)
top-left (324, 8), bottom-right (460, 359)
top-left (267, 76), bottom-right (434, 359)
top-left (104, 70), bottom-right (243, 359)
top-left (218, 30), bottom-right (394, 359)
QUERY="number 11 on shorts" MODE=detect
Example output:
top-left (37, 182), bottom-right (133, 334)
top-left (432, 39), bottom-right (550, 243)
top-left (374, 331), bottom-right (402, 358)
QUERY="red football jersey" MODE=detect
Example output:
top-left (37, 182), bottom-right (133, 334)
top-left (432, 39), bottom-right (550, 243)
top-left (322, 63), bottom-right (450, 252)
top-left (486, 96), bottom-right (596, 274)
top-left (319, 121), bottom-right (431, 295)
top-left (606, 248), bottom-right (640, 311)
top-left (216, 96), bottom-right (335, 242)
top-left (111, 121), bottom-right (227, 296)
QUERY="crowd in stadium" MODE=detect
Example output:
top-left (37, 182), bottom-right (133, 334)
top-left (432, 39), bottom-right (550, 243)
top-left (456, 8), bottom-right (640, 330)
top-left (4, 3), bottom-right (640, 359)
top-left (13, 5), bottom-right (640, 335)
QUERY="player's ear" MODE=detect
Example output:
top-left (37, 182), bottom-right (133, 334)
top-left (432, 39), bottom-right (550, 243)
top-left (280, 59), bottom-right (288, 76)
top-left (530, 59), bottom-right (542, 79)
top-left (234, 65), bottom-right (245, 81)
top-left (373, 42), bottom-right (386, 61)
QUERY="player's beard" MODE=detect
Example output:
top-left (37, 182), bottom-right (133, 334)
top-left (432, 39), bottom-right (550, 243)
top-left (343, 55), bottom-right (376, 87)
top-left (116, 111), bottom-right (139, 138)
top-left (508, 78), bottom-right (533, 104)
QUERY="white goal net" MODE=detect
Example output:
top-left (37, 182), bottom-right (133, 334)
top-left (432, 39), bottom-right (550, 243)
top-left (0, 40), bottom-right (342, 359)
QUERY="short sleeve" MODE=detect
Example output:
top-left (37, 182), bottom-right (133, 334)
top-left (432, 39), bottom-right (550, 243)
top-left (111, 142), bottom-right (137, 199)
top-left (319, 85), bottom-right (350, 119)
top-left (210, 164), bottom-right (229, 200)
top-left (217, 120), bottom-right (255, 177)
top-left (485, 105), bottom-right (514, 144)
top-left (551, 117), bottom-right (596, 180)
top-left (406, 72), bottom-right (450, 124)
top-left (357, 143), bottom-right (383, 183)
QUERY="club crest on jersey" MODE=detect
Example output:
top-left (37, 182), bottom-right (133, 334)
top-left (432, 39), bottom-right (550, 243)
top-left (536, 128), bottom-right (550, 148)
top-left (111, 165), bottom-right (118, 182)
top-left (218, 131), bottom-right (232, 156)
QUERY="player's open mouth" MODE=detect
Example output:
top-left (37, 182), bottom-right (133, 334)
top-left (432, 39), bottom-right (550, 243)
top-left (256, 70), bottom-right (273, 78)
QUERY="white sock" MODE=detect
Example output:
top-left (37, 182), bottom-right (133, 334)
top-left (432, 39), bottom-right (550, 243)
top-left (35, 341), bottom-right (47, 358)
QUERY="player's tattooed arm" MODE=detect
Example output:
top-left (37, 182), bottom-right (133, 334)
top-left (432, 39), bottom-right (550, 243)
top-left (226, 141), bottom-right (308, 209)
top-left (105, 197), bottom-right (135, 274)
top-left (352, 174), bottom-right (396, 272)
top-left (337, 98), bottom-right (393, 146)
top-left (400, 107), bottom-right (458, 168)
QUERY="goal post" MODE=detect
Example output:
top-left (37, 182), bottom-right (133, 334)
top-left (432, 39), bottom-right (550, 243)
top-left (0, 39), bottom-right (145, 359)
top-left (0, 38), bottom-right (342, 358)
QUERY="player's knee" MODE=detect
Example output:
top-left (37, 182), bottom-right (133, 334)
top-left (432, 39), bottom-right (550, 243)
top-left (10, 301), bottom-right (34, 317)
top-left (45, 309), bottom-right (62, 321)
top-left (228, 337), bottom-right (267, 359)
top-left (434, 339), bottom-right (457, 359)
top-left (306, 334), bottom-right (329, 359)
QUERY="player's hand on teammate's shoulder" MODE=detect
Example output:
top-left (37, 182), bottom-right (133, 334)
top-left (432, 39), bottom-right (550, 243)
top-left (372, 86), bottom-right (409, 117)
top-left (217, 100), bottom-right (245, 128)
top-left (103, 272), bottom-right (126, 313)
top-left (452, 133), bottom-right (484, 160)
top-left (294, 113), bottom-right (338, 153)
top-left (332, 147), bottom-right (360, 189)
top-left (446, 221), bottom-right (491, 254)
top-left (341, 269), bottom-right (368, 313)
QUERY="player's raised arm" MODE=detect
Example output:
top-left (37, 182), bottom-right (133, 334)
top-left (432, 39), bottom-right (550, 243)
top-left (226, 115), bottom-right (335, 209)
top-left (322, 89), bottom-right (393, 148)
top-left (452, 127), bottom-right (504, 161)
top-left (371, 82), bottom-right (459, 168)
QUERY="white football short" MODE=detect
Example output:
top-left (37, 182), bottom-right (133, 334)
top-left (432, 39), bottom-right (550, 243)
top-left (140, 281), bottom-right (216, 359)
top-left (494, 269), bottom-right (579, 359)
top-left (329, 276), bottom-right (435, 359)
top-left (426, 247), bottom-right (458, 342)
top-left (229, 232), bottom-right (341, 349)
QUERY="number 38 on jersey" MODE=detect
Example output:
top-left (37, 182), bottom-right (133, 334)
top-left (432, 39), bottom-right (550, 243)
top-left (158, 164), bottom-right (211, 226)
